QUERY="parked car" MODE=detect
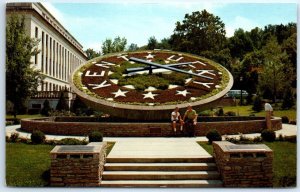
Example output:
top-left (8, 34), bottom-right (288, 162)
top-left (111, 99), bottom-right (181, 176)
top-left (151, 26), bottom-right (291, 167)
top-left (225, 90), bottom-right (249, 98)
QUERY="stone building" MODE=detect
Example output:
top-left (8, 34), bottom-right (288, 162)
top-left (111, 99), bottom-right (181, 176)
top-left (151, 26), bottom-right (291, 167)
top-left (6, 2), bottom-right (88, 112)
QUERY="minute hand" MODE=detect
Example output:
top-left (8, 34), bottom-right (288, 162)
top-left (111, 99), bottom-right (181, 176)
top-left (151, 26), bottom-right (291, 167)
top-left (129, 57), bottom-right (213, 80)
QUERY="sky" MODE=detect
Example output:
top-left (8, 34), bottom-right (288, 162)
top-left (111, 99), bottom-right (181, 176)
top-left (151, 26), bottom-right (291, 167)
top-left (40, 0), bottom-right (297, 52)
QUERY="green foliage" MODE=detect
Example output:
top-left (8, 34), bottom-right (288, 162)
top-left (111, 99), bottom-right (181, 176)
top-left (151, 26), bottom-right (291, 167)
top-left (31, 130), bottom-right (46, 144)
top-left (206, 129), bottom-right (222, 144)
top-left (71, 96), bottom-right (88, 115)
top-left (170, 9), bottom-right (226, 54)
top-left (261, 129), bottom-right (276, 142)
top-left (10, 132), bottom-right (19, 143)
top-left (215, 107), bottom-right (224, 116)
top-left (88, 131), bottom-right (103, 142)
top-left (57, 138), bottom-right (88, 145)
top-left (85, 48), bottom-right (100, 60)
top-left (281, 116), bottom-right (289, 124)
top-left (258, 36), bottom-right (290, 102)
top-left (147, 36), bottom-right (158, 50)
top-left (40, 99), bottom-right (51, 116)
top-left (109, 61), bottom-right (189, 91)
top-left (127, 43), bottom-right (139, 52)
top-left (6, 15), bottom-right (44, 118)
top-left (56, 91), bottom-right (69, 111)
top-left (102, 36), bottom-right (127, 54)
top-left (252, 96), bottom-right (263, 112)
top-left (281, 86), bottom-right (295, 109)
top-left (225, 111), bottom-right (236, 116)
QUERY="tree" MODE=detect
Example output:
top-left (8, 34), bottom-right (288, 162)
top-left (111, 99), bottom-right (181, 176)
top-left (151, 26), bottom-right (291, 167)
top-left (158, 38), bottom-right (171, 49)
top-left (40, 99), bottom-right (51, 116)
top-left (6, 15), bottom-right (44, 118)
top-left (56, 91), bottom-right (69, 111)
top-left (228, 28), bottom-right (254, 59)
top-left (258, 36), bottom-right (289, 102)
top-left (147, 36), bottom-right (158, 50)
top-left (127, 43), bottom-right (139, 52)
top-left (252, 95), bottom-right (263, 112)
top-left (102, 36), bottom-right (127, 54)
top-left (85, 48), bottom-right (100, 60)
top-left (281, 86), bottom-right (295, 109)
top-left (170, 9), bottom-right (226, 54)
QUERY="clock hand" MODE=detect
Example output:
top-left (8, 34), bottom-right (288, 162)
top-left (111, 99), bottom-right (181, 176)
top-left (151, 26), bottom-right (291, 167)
top-left (129, 57), bottom-right (213, 80)
top-left (126, 61), bottom-right (196, 73)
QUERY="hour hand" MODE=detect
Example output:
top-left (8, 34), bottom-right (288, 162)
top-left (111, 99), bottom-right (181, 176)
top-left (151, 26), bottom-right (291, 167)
top-left (128, 57), bottom-right (213, 80)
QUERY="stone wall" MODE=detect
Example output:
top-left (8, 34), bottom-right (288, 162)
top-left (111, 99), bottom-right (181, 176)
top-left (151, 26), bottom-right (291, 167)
top-left (212, 141), bottom-right (273, 187)
top-left (50, 142), bottom-right (107, 187)
top-left (21, 117), bottom-right (282, 137)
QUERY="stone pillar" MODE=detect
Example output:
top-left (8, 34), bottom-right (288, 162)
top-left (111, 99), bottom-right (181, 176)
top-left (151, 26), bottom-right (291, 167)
top-left (50, 142), bottom-right (107, 187)
top-left (213, 141), bottom-right (273, 187)
top-left (266, 111), bottom-right (272, 129)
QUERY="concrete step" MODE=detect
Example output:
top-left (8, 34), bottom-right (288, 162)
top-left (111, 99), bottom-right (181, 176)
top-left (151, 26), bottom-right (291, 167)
top-left (104, 162), bottom-right (217, 171)
top-left (102, 171), bottom-right (220, 180)
top-left (100, 179), bottom-right (223, 188)
top-left (106, 157), bottom-right (214, 163)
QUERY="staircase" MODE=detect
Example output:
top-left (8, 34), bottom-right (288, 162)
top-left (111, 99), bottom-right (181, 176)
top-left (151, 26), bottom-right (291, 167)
top-left (101, 157), bottom-right (223, 188)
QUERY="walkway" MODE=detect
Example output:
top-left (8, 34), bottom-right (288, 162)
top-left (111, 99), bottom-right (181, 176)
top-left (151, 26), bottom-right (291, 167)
top-left (108, 140), bottom-right (211, 159)
top-left (5, 124), bottom-right (297, 142)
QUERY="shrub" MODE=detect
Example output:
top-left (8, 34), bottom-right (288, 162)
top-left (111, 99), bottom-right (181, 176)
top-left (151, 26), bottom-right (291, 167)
top-left (253, 136), bottom-right (262, 143)
top-left (261, 129), bottom-right (276, 142)
top-left (58, 138), bottom-right (88, 145)
top-left (281, 86), bottom-right (295, 110)
top-left (41, 99), bottom-right (51, 116)
top-left (88, 131), bottom-right (103, 142)
top-left (289, 120), bottom-right (296, 125)
top-left (206, 129), bottom-right (222, 144)
top-left (10, 132), bottom-right (19, 142)
top-left (283, 135), bottom-right (297, 143)
top-left (277, 134), bottom-right (284, 141)
top-left (281, 116), bottom-right (289, 124)
top-left (215, 107), bottom-right (224, 116)
top-left (31, 130), bottom-right (46, 144)
top-left (252, 96), bottom-right (263, 112)
top-left (225, 111), bottom-right (236, 116)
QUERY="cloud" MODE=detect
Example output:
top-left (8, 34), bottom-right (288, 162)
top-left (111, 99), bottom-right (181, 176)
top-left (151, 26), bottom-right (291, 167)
top-left (226, 16), bottom-right (259, 37)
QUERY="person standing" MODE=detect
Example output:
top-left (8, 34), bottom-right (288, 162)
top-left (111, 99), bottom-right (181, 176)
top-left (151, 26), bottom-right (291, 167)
top-left (183, 105), bottom-right (198, 137)
top-left (171, 107), bottom-right (184, 135)
top-left (264, 101), bottom-right (273, 129)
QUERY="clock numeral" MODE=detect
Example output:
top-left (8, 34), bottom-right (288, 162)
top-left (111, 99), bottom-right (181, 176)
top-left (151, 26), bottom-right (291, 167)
top-left (85, 70), bottom-right (105, 77)
top-left (88, 80), bottom-right (111, 89)
top-left (95, 61), bottom-right (116, 68)
top-left (167, 55), bottom-right (183, 62)
top-left (117, 55), bottom-right (129, 61)
top-left (193, 81), bottom-right (214, 88)
top-left (195, 70), bottom-right (216, 79)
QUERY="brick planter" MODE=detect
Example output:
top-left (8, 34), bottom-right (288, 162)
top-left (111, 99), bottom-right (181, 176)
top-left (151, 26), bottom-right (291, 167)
top-left (21, 117), bottom-right (282, 137)
top-left (50, 142), bottom-right (107, 187)
top-left (212, 141), bottom-right (273, 187)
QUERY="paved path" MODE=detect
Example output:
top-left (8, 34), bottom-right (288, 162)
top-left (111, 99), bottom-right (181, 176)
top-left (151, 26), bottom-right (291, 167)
top-left (6, 124), bottom-right (297, 142)
top-left (108, 140), bottom-right (211, 158)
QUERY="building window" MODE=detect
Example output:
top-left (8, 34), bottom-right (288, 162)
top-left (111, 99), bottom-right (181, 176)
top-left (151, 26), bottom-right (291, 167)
top-left (53, 39), bottom-right (55, 77)
top-left (34, 27), bottom-right (38, 65)
top-left (49, 37), bottom-right (52, 76)
top-left (41, 31), bottom-right (44, 72)
top-left (45, 34), bottom-right (48, 74)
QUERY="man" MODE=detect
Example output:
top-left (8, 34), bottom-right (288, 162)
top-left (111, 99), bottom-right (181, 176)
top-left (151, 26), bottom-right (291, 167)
top-left (264, 101), bottom-right (273, 129)
top-left (183, 105), bottom-right (198, 137)
top-left (171, 107), bottom-right (184, 135)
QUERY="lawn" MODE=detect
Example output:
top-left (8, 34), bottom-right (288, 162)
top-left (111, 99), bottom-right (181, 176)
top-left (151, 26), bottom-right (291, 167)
top-left (6, 114), bottom-right (43, 119)
top-left (222, 105), bottom-right (296, 121)
top-left (6, 142), bottom-right (115, 187)
top-left (198, 141), bottom-right (297, 187)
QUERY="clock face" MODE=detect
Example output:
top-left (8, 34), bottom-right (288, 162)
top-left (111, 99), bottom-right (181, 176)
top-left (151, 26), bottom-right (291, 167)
top-left (74, 50), bottom-right (229, 106)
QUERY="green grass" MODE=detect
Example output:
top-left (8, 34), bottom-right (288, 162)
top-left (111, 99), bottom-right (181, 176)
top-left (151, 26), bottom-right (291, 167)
top-left (198, 141), bottom-right (297, 187)
top-left (222, 105), bottom-right (296, 121)
top-left (6, 141), bottom-right (116, 186)
top-left (6, 143), bottom-right (53, 186)
top-left (6, 114), bottom-right (43, 119)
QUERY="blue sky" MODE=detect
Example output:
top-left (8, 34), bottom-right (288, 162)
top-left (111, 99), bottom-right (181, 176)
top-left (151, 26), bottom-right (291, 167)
top-left (42, 1), bottom-right (297, 52)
